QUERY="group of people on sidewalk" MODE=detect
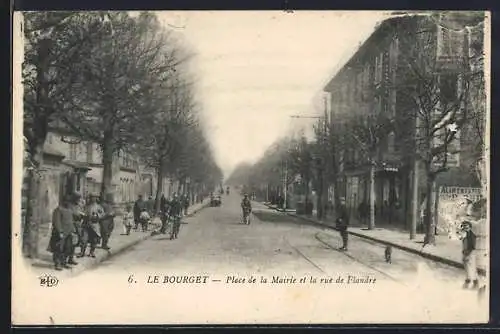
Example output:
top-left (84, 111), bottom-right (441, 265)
top-left (47, 192), bottom-right (116, 271)
top-left (47, 191), bottom-right (196, 270)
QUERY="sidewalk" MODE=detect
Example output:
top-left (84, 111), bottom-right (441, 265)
top-left (29, 199), bottom-right (209, 278)
top-left (258, 201), bottom-right (468, 271)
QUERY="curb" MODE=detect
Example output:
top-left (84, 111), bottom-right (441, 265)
top-left (57, 201), bottom-right (210, 278)
top-left (261, 202), bottom-right (477, 273)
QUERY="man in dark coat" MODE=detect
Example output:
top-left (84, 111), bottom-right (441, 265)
top-left (100, 193), bottom-right (116, 250)
top-left (160, 194), bottom-right (171, 234)
top-left (336, 197), bottom-right (350, 251)
top-left (48, 195), bottom-right (75, 270)
top-left (78, 194), bottom-right (104, 258)
top-left (66, 192), bottom-right (85, 266)
top-left (169, 193), bottom-right (183, 239)
top-left (183, 194), bottom-right (190, 216)
top-left (133, 195), bottom-right (146, 230)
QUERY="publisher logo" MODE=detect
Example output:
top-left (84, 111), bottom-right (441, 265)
top-left (38, 274), bottom-right (59, 287)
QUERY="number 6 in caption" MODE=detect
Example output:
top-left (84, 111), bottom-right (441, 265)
top-left (128, 275), bottom-right (137, 284)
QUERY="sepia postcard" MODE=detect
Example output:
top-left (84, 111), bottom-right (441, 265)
top-left (12, 10), bottom-right (490, 325)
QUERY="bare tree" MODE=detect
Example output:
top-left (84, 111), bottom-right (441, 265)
top-left (60, 12), bottom-right (180, 201)
top-left (22, 12), bottom-right (110, 257)
top-left (394, 13), bottom-right (484, 245)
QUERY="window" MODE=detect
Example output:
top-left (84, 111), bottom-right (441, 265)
top-left (387, 131), bottom-right (395, 154)
top-left (86, 142), bottom-right (93, 163)
top-left (76, 174), bottom-right (81, 192)
top-left (440, 73), bottom-right (458, 108)
top-left (374, 53), bottom-right (383, 84)
top-left (437, 25), bottom-right (465, 58)
top-left (69, 143), bottom-right (77, 160)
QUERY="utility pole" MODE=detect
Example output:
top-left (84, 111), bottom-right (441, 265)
top-left (283, 160), bottom-right (288, 210)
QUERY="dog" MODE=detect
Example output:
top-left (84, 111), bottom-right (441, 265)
top-left (384, 245), bottom-right (392, 264)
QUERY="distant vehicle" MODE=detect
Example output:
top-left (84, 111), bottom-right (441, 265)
top-left (211, 195), bottom-right (222, 207)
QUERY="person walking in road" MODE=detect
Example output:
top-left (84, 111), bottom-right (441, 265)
top-left (460, 221), bottom-right (478, 289)
top-left (336, 197), bottom-right (350, 251)
top-left (78, 194), bottom-right (104, 258)
top-left (100, 193), bottom-right (116, 250)
top-left (47, 195), bottom-right (75, 270)
top-left (241, 194), bottom-right (252, 224)
top-left (169, 193), bottom-right (183, 239)
top-left (133, 195), bottom-right (146, 231)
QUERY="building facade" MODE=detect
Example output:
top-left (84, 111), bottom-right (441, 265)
top-left (323, 13), bottom-right (485, 229)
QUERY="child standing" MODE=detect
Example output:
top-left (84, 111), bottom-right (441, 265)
top-left (139, 208), bottom-right (151, 232)
top-left (122, 205), bottom-right (134, 235)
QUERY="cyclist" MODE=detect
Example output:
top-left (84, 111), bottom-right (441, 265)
top-left (241, 194), bottom-right (252, 224)
top-left (169, 193), bottom-right (183, 240)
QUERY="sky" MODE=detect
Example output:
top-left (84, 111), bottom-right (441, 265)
top-left (156, 11), bottom-right (391, 177)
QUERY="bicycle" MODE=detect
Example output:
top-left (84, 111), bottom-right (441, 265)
top-left (242, 209), bottom-right (251, 225)
top-left (170, 214), bottom-right (181, 239)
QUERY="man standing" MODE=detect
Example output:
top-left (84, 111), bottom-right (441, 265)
top-left (47, 195), bottom-right (75, 270)
top-left (336, 197), bottom-right (350, 251)
top-left (133, 195), bottom-right (146, 231)
top-left (100, 193), bottom-right (116, 250)
top-left (78, 194), bottom-right (104, 258)
top-left (160, 194), bottom-right (171, 234)
top-left (183, 194), bottom-right (190, 216)
top-left (66, 192), bottom-right (85, 266)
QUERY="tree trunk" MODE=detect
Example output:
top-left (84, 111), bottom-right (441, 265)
top-left (100, 130), bottom-right (115, 201)
top-left (369, 162), bottom-right (376, 230)
top-left (23, 146), bottom-right (43, 258)
top-left (154, 161), bottom-right (164, 214)
top-left (23, 38), bottom-right (52, 258)
top-left (410, 159), bottom-right (419, 240)
top-left (317, 168), bottom-right (324, 220)
top-left (423, 174), bottom-right (437, 246)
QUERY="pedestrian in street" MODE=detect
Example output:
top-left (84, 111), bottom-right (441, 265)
top-left (100, 193), bottom-right (116, 250)
top-left (336, 197), bottom-right (350, 251)
top-left (66, 192), bottom-right (85, 266)
top-left (147, 196), bottom-right (154, 216)
top-left (459, 221), bottom-right (478, 289)
top-left (122, 205), bottom-right (134, 235)
top-left (160, 196), bottom-right (171, 234)
top-left (78, 194), bottom-right (104, 258)
top-left (133, 195), bottom-right (146, 231)
top-left (169, 193), bottom-right (183, 239)
top-left (47, 195), bottom-right (75, 270)
top-left (139, 208), bottom-right (151, 232)
top-left (160, 194), bottom-right (167, 213)
top-left (183, 194), bottom-right (190, 216)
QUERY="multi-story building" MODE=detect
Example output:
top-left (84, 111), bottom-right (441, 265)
top-left (22, 121), bottom-right (165, 224)
top-left (323, 12), bottom-right (485, 229)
